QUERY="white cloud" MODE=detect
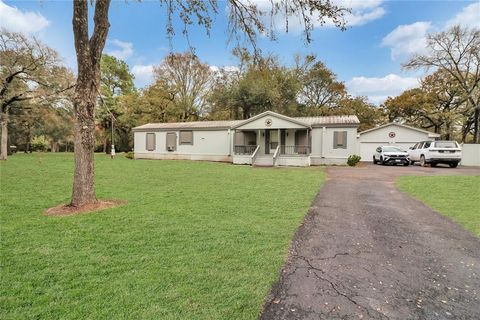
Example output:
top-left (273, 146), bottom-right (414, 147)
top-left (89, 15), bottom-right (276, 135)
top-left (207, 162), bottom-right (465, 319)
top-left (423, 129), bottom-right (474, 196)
top-left (132, 64), bottom-right (154, 88)
top-left (347, 74), bottom-right (420, 105)
top-left (446, 2), bottom-right (480, 29)
top-left (107, 39), bottom-right (134, 60)
top-left (209, 65), bottom-right (240, 73)
top-left (245, 0), bottom-right (385, 35)
top-left (0, 0), bottom-right (49, 34)
top-left (381, 21), bottom-right (432, 60)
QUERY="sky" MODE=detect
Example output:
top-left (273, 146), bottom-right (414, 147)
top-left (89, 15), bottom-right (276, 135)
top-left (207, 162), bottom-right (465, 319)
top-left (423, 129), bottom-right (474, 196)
top-left (1, 0), bottom-right (479, 105)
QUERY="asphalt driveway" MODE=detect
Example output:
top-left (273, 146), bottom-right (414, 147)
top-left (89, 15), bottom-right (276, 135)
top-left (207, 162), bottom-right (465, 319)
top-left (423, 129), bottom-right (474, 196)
top-left (260, 164), bottom-right (480, 320)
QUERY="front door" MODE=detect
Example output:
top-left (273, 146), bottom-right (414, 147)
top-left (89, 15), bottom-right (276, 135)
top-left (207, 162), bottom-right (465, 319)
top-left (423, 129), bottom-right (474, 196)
top-left (280, 129), bottom-right (286, 154)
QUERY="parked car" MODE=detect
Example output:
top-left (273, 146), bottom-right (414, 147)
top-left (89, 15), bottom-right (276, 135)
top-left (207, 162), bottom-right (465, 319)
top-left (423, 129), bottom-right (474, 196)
top-left (408, 140), bottom-right (462, 167)
top-left (373, 146), bottom-right (410, 166)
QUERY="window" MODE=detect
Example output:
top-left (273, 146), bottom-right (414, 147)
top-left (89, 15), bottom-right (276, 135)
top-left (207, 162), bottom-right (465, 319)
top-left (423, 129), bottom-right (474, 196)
top-left (423, 141), bottom-right (432, 148)
top-left (166, 132), bottom-right (177, 151)
top-left (146, 133), bottom-right (155, 151)
top-left (179, 131), bottom-right (193, 145)
top-left (376, 147), bottom-right (382, 152)
top-left (412, 143), bottom-right (419, 150)
top-left (434, 141), bottom-right (457, 148)
top-left (333, 131), bottom-right (347, 149)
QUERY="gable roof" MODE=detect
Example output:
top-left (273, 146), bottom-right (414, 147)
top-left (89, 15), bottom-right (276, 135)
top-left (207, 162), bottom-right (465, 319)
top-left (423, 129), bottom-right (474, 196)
top-left (359, 122), bottom-right (441, 138)
top-left (231, 111), bottom-right (311, 129)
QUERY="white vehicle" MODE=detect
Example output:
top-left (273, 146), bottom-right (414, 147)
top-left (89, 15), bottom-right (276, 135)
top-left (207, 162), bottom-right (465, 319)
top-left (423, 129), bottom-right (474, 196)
top-left (373, 146), bottom-right (410, 166)
top-left (408, 140), bottom-right (462, 168)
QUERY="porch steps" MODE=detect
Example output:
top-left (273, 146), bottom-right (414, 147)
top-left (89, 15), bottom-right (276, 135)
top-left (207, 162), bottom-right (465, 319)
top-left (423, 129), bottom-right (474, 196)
top-left (253, 155), bottom-right (274, 167)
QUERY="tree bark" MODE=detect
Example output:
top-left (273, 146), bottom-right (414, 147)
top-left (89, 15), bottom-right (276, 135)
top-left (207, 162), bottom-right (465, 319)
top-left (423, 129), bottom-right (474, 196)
top-left (70, 0), bottom-right (110, 207)
top-left (0, 110), bottom-right (8, 160)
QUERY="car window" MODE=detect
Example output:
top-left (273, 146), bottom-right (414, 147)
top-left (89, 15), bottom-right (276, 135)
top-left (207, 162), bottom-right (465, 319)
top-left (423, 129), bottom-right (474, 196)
top-left (434, 141), bottom-right (457, 148)
top-left (383, 146), bottom-right (404, 152)
top-left (417, 142), bottom-right (424, 149)
top-left (376, 147), bottom-right (382, 152)
top-left (424, 141), bottom-right (432, 148)
top-left (412, 143), bottom-right (418, 150)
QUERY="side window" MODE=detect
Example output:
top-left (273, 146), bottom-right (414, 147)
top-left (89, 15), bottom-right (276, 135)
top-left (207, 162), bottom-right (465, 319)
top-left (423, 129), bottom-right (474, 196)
top-left (146, 133), bottom-right (155, 151)
top-left (412, 143), bottom-right (418, 150)
top-left (166, 132), bottom-right (177, 151)
top-left (333, 131), bottom-right (347, 149)
top-left (424, 141), bottom-right (431, 148)
top-left (418, 142), bottom-right (425, 149)
top-left (179, 131), bottom-right (193, 145)
top-left (376, 147), bottom-right (382, 152)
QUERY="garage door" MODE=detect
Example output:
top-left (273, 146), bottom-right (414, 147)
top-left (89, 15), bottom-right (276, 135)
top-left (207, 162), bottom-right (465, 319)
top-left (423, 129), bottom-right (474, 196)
top-left (359, 142), bottom-right (380, 162)
top-left (359, 142), bottom-right (416, 162)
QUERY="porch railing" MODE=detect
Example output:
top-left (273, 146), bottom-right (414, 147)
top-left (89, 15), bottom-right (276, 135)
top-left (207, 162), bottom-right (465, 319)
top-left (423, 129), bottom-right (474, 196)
top-left (280, 145), bottom-right (311, 155)
top-left (272, 145), bottom-right (281, 166)
top-left (251, 145), bottom-right (260, 164)
top-left (234, 145), bottom-right (257, 155)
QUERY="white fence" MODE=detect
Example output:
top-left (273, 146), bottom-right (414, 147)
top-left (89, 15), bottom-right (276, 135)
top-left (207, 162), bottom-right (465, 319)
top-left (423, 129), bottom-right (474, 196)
top-left (461, 144), bottom-right (480, 166)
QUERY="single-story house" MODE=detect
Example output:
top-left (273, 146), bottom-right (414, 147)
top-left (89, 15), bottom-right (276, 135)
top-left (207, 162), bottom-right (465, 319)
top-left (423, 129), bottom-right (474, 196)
top-left (133, 111), bottom-right (360, 166)
top-left (357, 122), bottom-right (441, 161)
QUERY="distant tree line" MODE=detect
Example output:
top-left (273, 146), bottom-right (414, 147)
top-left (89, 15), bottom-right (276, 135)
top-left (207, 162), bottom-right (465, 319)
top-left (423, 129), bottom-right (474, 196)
top-left (2, 25), bottom-right (479, 161)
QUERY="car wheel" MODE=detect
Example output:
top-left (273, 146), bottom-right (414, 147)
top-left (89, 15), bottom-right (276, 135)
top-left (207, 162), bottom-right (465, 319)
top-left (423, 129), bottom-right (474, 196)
top-left (403, 162), bottom-right (409, 166)
top-left (449, 162), bottom-right (458, 168)
top-left (410, 160), bottom-right (415, 165)
top-left (380, 156), bottom-right (385, 165)
top-left (373, 156), bottom-right (377, 164)
top-left (420, 155), bottom-right (426, 167)
top-left (431, 163), bottom-right (438, 167)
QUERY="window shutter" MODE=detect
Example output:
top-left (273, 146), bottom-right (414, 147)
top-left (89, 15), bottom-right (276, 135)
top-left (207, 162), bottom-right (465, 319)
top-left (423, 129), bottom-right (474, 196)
top-left (179, 131), bottom-right (193, 145)
top-left (146, 133), bottom-right (155, 151)
top-left (333, 131), bottom-right (338, 148)
top-left (166, 132), bottom-right (177, 151)
top-left (342, 131), bottom-right (347, 148)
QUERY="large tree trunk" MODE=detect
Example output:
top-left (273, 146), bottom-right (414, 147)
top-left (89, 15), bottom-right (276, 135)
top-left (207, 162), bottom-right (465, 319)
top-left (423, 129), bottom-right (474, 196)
top-left (0, 110), bottom-right (8, 160)
top-left (70, 0), bottom-right (110, 207)
top-left (71, 93), bottom-right (97, 206)
top-left (474, 107), bottom-right (479, 143)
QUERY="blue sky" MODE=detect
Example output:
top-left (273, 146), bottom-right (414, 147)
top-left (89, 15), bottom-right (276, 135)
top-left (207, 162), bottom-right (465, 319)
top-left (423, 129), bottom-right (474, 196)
top-left (1, 0), bottom-right (479, 104)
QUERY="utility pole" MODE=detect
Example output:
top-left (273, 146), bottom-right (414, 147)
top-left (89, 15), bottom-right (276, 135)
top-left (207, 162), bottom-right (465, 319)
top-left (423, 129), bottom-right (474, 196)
top-left (110, 113), bottom-right (115, 159)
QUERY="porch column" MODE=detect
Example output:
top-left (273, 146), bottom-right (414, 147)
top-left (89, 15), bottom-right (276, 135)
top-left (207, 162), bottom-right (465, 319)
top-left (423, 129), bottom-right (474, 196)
top-left (232, 129), bottom-right (236, 155)
top-left (306, 129), bottom-right (310, 155)
top-left (277, 128), bottom-right (280, 151)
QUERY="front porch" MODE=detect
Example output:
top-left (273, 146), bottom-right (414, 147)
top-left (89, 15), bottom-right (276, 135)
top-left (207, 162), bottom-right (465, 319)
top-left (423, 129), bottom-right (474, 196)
top-left (232, 128), bottom-right (311, 166)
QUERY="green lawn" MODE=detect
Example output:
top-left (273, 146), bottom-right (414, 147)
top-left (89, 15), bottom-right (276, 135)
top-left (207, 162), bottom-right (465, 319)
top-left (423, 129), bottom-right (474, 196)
top-left (396, 175), bottom-right (480, 236)
top-left (0, 153), bottom-right (324, 319)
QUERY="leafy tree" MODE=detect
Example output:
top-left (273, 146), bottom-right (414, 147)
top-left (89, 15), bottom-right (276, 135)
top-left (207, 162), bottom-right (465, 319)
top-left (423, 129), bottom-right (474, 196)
top-left (98, 54), bottom-right (135, 153)
top-left (298, 59), bottom-right (347, 115)
top-left (336, 96), bottom-right (384, 132)
top-left (404, 26), bottom-right (480, 142)
top-left (209, 55), bottom-right (301, 119)
top-left (0, 30), bottom-right (73, 160)
top-left (153, 53), bottom-right (212, 121)
top-left (70, 0), bottom-right (348, 207)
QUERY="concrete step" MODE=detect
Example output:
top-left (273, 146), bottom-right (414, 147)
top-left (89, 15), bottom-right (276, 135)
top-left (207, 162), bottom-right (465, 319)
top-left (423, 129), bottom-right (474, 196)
top-left (253, 156), bottom-right (273, 167)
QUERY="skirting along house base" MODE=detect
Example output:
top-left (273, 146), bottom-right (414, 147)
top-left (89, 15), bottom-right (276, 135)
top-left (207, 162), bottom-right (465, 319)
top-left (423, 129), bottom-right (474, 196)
top-left (133, 111), bottom-right (360, 166)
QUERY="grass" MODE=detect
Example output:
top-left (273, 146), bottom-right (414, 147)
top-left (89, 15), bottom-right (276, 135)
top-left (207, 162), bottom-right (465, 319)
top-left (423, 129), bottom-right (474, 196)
top-left (396, 175), bottom-right (480, 236)
top-left (0, 153), bottom-right (324, 319)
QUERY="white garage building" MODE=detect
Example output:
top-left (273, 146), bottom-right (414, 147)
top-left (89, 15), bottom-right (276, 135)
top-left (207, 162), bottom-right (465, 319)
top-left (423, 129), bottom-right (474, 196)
top-left (357, 123), bottom-right (440, 162)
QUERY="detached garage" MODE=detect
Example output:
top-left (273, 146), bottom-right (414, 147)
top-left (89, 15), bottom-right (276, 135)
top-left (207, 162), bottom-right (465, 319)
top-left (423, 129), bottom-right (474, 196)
top-left (357, 123), bottom-right (440, 162)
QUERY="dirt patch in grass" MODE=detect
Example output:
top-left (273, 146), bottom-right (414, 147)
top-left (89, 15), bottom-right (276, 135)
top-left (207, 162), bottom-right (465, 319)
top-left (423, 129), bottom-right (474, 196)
top-left (44, 199), bottom-right (126, 216)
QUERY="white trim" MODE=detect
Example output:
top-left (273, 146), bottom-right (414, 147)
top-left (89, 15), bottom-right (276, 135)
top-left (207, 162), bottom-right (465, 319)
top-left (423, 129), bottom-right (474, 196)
top-left (359, 122), bottom-right (441, 138)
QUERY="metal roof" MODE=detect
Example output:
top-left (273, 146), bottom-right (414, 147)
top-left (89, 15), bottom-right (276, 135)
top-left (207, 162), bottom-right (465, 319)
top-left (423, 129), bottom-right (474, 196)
top-left (133, 120), bottom-right (243, 131)
top-left (133, 113), bottom-right (360, 131)
top-left (293, 115), bottom-right (360, 126)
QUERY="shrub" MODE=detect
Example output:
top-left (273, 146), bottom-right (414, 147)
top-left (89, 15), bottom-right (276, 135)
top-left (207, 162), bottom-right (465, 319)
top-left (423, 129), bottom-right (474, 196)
top-left (31, 135), bottom-right (49, 152)
top-left (347, 154), bottom-right (361, 167)
top-left (125, 151), bottom-right (134, 159)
